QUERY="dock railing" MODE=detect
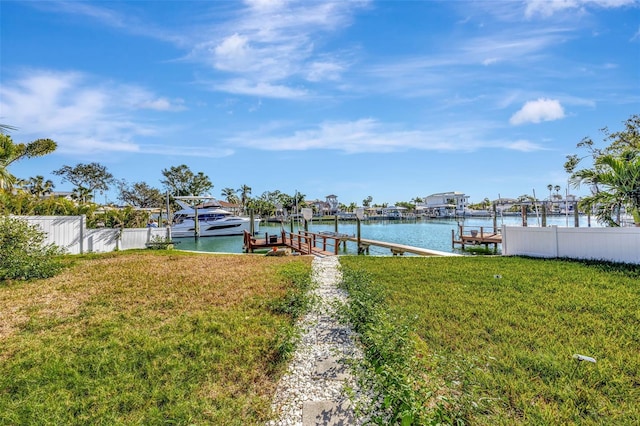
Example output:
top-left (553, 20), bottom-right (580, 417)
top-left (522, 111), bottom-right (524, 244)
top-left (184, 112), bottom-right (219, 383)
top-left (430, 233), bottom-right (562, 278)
top-left (284, 230), bottom-right (342, 256)
top-left (453, 224), bottom-right (502, 249)
top-left (244, 229), bottom-right (344, 256)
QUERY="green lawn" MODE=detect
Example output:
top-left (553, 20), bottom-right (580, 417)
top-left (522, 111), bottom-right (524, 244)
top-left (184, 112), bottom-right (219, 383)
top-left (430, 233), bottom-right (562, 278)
top-left (3, 252), bottom-right (637, 425)
top-left (338, 256), bottom-right (640, 425)
top-left (0, 251), bottom-right (313, 425)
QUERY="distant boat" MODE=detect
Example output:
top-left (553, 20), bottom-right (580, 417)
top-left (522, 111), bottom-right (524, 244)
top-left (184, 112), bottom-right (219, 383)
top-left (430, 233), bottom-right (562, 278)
top-left (172, 200), bottom-right (260, 238)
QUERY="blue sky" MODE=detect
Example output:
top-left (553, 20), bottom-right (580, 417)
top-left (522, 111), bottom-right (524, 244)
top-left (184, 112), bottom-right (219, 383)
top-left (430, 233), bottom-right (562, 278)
top-left (2, 0), bottom-right (639, 206)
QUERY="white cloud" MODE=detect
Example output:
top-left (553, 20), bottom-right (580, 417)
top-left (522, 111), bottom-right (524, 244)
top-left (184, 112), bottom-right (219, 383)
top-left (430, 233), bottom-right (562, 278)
top-left (214, 33), bottom-right (252, 71)
top-left (214, 79), bottom-right (308, 98)
top-left (189, 1), bottom-right (369, 98)
top-left (506, 139), bottom-right (546, 151)
top-left (510, 98), bottom-right (565, 125)
top-left (482, 57), bottom-right (500, 66)
top-left (226, 118), bottom-right (540, 154)
top-left (0, 70), bottom-right (191, 155)
top-left (524, 0), bottom-right (636, 18)
top-left (306, 61), bottom-right (344, 82)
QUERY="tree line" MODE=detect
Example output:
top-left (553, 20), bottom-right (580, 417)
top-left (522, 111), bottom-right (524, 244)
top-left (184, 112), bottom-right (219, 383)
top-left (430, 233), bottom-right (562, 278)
top-left (1, 115), bottom-right (639, 227)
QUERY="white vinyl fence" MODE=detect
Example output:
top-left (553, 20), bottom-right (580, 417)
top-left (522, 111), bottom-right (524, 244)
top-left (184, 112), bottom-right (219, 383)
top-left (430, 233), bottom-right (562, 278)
top-left (12, 216), bottom-right (171, 255)
top-left (502, 225), bottom-right (640, 264)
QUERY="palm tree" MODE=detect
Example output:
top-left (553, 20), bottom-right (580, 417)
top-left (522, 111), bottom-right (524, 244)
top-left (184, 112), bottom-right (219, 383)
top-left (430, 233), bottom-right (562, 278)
top-left (1, 134), bottom-right (57, 190)
top-left (570, 150), bottom-right (640, 226)
top-left (237, 184), bottom-right (252, 214)
top-left (411, 196), bottom-right (423, 213)
top-left (0, 124), bottom-right (17, 135)
top-left (23, 175), bottom-right (55, 197)
top-left (71, 186), bottom-right (93, 204)
top-left (221, 187), bottom-right (240, 204)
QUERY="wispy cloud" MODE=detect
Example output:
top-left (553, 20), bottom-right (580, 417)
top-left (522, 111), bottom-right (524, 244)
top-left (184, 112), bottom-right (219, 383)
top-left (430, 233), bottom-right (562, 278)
top-left (212, 79), bottom-right (309, 98)
top-left (188, 1), bottom-right (369, 98)
top-left (28, 1), bottom-right (190, 45)
top-left (523, 0), bottom-right (636, 18)
top-left (226, 118), bottom-right (546, 153)
top-left (0, 70), bottom-right (222, 157)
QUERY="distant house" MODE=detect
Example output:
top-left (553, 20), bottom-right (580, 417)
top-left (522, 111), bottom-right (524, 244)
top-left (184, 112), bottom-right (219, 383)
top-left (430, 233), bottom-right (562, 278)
top-left (48, 191), bottom-right (74, 200)
top-left (325, 194), bottom-right (339, 214)
top-left (493, 197), bottom-right (518, 213)
top-left (381, 205), bottom-right (407, 219)
top-left (419, 192), bottom-right (469, 217)
top-left (308, 194), bottom-right (339, 215)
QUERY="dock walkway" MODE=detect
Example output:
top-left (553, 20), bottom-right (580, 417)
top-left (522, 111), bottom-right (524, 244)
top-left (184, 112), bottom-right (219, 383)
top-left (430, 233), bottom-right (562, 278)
top-left (452, 225), bottom-right (502, 249)
top-left (245, 230), bottom-right (461, 258)
top-left (342, 236), bottom-right (460, 257)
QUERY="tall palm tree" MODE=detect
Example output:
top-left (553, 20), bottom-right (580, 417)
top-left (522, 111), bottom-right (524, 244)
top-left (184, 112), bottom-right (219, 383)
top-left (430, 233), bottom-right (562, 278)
top-left (237, 184), bottom-right (252, 214)
top-left (570, 150), bottom-right (640, 226)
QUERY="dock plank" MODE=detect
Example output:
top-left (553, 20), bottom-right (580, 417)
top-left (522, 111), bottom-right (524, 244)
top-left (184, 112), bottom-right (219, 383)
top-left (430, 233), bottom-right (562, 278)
top-left (343, 237), bottom-right (461, 257)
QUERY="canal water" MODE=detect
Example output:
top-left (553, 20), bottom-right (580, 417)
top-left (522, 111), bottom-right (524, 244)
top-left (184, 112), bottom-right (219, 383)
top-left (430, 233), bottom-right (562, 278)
top-left (174, 215), bottom-right (599, 256)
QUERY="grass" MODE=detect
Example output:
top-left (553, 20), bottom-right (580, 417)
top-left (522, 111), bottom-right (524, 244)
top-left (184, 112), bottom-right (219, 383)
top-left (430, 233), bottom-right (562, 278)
top-left (0, 251), bottom-right (313, 425)
top-left (338, 256), bottom-right (640, 425)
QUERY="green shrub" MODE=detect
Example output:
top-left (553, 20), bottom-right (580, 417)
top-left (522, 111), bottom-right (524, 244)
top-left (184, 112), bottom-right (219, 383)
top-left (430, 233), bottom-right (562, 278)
top-left (0, 216), bottom-right (65, 281)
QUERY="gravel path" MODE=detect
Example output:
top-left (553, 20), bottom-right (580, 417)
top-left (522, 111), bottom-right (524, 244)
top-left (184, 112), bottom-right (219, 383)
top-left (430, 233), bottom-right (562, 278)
top-left (268, 256), bottom-right (370, 426)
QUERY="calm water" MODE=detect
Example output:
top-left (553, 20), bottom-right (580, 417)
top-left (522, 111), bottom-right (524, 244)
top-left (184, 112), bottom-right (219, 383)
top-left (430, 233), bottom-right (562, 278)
top-left (174, 215), bottom-right (599, 255)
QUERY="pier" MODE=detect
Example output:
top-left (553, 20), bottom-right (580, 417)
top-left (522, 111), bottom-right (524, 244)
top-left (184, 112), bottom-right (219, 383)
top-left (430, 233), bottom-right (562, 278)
top-left (244, 230), bottom-right (342, 257)
top-left (452, 224), bottom-right (502, 250)
top-left (244, 230), bottom-right (460, 257)
top-left (341, 236), bottom-right (459, 257)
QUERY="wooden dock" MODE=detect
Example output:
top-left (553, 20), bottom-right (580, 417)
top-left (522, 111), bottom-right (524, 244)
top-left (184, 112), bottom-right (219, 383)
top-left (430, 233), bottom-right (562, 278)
top-left (244, 230), bottom-right (461, 257)
top-left (244, 230), bottom-right (342, 257)
top-left (342, 236), bottom-right (460, 257)
top-left (452, 225), bottom-right (502, 249)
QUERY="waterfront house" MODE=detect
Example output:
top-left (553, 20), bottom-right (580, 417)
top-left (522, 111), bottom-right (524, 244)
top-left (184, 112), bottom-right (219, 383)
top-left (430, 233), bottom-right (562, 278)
top-left (419, 192), bottom-right (469, 217)
top-left (308, 195), bottom-right (339, 216)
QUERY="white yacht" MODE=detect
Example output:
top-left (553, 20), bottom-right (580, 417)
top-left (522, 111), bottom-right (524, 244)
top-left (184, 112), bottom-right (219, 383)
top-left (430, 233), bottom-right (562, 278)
top-left (171, 200), bottom-right (260, 238)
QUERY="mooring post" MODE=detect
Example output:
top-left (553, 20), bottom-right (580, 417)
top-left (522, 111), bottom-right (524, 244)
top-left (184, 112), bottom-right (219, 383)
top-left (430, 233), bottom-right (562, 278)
top-left (357, 218), bottom-right (362, 254)
top-left (355, 208), bottom-right (365, 255)
top-left (492, 202), bottom-right (497, 232)
top-left (194, 206), bottom-right (200, 238)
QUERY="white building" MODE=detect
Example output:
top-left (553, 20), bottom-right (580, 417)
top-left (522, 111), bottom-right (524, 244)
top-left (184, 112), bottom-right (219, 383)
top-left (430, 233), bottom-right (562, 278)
top-left (418, 192), bottom-right (469, 217)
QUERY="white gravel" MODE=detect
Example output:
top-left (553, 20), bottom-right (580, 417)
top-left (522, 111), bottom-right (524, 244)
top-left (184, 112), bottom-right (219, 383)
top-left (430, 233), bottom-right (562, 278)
top-left (267, 256), bottom-right (372, 425)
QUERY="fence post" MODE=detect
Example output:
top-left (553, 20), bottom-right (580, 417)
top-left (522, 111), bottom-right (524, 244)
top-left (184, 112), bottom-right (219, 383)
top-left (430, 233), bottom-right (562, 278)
top-left (79, 215), bottom-right (85, 254)
top-left (501, 224), bottom-right (507, 254)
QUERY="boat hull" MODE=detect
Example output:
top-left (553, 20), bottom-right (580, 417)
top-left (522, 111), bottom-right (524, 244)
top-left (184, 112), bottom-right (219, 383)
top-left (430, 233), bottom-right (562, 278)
top-left (172, 218), bottom-right (261, 238)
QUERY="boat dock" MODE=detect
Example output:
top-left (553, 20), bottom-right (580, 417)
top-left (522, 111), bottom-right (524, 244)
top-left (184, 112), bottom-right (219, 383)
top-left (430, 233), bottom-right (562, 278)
top-left (244, 230), bottom-right (341, 257)
top-left (244, 230), bottom-right (460, 257)
top-left (452, 225), bottom-right (502, 250)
